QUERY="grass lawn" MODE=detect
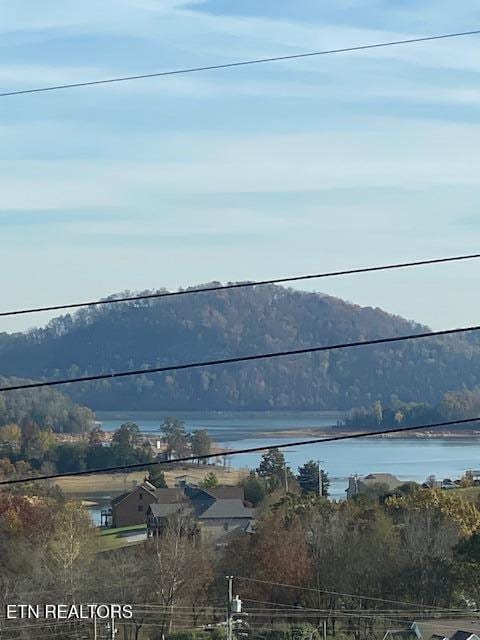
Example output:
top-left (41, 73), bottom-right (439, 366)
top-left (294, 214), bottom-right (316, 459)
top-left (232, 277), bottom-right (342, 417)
top-left (56, 465), bottom-right (247, 495)
top-left (97, 524), bottom-right (147, 552)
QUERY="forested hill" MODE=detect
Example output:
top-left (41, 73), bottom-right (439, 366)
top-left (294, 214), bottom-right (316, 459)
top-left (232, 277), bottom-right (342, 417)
top-left (0, 376), bottom-right (95, 433)
top-left (0, 284), bottom-right (479, 411)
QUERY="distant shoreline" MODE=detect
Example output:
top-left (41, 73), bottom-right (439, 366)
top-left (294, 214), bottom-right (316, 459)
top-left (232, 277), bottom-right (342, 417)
top-left (255, 428), bottom-right (480, 439)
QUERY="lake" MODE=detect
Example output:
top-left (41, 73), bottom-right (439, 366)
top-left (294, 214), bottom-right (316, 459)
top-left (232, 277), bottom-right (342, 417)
top-left (97, 410), bottom-right (345, 441)
top-left (95, 411), bottom-right (480, 500)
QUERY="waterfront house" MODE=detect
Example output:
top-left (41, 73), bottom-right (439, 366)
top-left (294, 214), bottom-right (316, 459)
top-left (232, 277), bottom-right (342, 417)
top-left (110, 482), bottom-right (184, 528)
top-left (346, 473), bottom-right (402, 499)
top-left (146, 483), bottom-right (255, 543)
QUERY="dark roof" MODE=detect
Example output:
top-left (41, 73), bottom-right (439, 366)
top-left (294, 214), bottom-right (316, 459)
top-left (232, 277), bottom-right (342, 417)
top-left (384, 624), bottom-right (422, 640)
top-left (111, 485), bottom-right (183, 509)
top-left (362, 473), bottom-right (401, 489)
top-left (148, 503), bottom-right (191, 518)
top-left (385, 631), bottom-right (419, 640)
top-left (450, 631), bottom-right (480, 640)
top-left (385, 627), bottom-right (422, 640)
top-left (111, 486), bottom-right (149, 508)
top-left (111, 491), bottom-right (129, 506)
top-left (198, 499), bottom-right (255, 519)
top-left (204, 486), bottom-right (244, 500)
top-left (154, 488), bottom-right (185, 503)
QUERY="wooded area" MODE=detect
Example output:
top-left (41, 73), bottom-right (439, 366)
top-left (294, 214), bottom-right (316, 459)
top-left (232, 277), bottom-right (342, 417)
top-left (1, 285), bottom-right (480, 410)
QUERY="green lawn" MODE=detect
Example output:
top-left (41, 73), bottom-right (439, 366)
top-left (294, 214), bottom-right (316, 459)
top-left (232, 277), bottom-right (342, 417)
top-left (97, 524), bottom-right (147, 552)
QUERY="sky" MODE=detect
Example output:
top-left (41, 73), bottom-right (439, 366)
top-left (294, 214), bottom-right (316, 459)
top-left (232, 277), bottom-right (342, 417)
top-left (1, 0), bottom-right (480, 333)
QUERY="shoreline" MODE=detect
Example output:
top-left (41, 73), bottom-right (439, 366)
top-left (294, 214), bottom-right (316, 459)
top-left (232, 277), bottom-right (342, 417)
top-left (255, 427), bottom-right (480, 439)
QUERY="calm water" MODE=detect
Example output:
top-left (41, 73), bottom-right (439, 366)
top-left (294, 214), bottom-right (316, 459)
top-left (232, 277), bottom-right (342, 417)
top-left (93, 411), bottom-right (480, 501)
top-left (223, 435), bottom-right (480, 498)
top-left (96, 410), bottom-right (344, 441)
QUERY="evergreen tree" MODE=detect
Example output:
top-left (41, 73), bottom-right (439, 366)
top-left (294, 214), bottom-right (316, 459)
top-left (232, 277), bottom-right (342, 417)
top-left (297, 460), bottom-right (330, 497)
top-left (201, 472), bottom-right (218, 489)
top-left (190, 430), bottom-right (211, 462)
top-left (257, 448), bottom-right (294, 493)
top-left (242, 471), bottom-right (267, 507)
top-left (111, 422), bottom-right (142, 465)
top-left (162, 418), bottom-right (190, 457)
top-left (147, 467), bottom-right (167, 488)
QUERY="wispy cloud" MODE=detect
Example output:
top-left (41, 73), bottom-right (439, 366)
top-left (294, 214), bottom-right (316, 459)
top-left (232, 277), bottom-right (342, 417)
top-left (0, 117), bottom-right (478, 206)
top-left (1, 0), bottom-right (480, 334)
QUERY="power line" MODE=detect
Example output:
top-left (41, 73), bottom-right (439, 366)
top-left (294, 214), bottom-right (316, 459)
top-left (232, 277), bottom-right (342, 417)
top-left (239, 597), bottom-right (464, 616)
top-left (1, 322), bottom-right (479, 393)
top-left (1, 29), bottom-right (479, 98)
top-left (1, 252), bottom-right (479, 318)
top-left (236, 577), bottom-right (459, 613)
top-left (1, 414), bottom-right (479, 486)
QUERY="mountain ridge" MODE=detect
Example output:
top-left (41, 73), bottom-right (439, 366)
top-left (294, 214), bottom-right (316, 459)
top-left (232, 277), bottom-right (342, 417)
top-left (0, 284), bottom-right (478, 411)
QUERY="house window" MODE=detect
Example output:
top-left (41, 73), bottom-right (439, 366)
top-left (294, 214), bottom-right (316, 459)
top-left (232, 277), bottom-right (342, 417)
top-left (224, 522), bottom-right (229, 531)
top-left (138, 505), bottom-right (143, 512)
top-left (139, 493), bottom-right (143, 500)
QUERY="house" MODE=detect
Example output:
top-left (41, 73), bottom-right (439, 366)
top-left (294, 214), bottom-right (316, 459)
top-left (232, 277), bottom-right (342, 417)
top-left (465, 469), bottom-right (480, 485)
top-left (185, 485), bottom-right (245, 507)
top-left (195, 498), bottom-right (255, 543)
top-left (383, 623), bottom-right (422, 640)
top-left (146, 484), bottom-right (255, 544)
top-left (347, 473), bottom-right (402, 499)
top-left (146, 502), bottom-right (196, 537)
top-left (383, 626), bottom-right (480, 640)
top-left (449, 632), bottom-right (480, 640)
top-left (219, 519), bottom-right (255, 547)
top-left (110, 482), bottom-right (184, 528)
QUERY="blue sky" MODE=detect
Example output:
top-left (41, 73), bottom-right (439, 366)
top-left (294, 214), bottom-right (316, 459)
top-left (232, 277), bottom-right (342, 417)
top-left (1, 0), bottom-right (480, 333)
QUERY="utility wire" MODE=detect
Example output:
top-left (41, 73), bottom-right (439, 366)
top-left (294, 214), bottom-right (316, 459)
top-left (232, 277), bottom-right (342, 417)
top-left (1, 415), bottom-right (479, 486)
top-left (236, 577), bottom-right (460, 613)
top-left (1, 252), bottom-right (479, 318)
top-left (1, 29), bottom-right (480, 99)
top-left (1, 323), bottom-right (480, 393)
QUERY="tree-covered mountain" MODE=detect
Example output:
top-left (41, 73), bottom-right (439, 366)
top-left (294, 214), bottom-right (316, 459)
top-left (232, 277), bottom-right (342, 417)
top-left (0, 376), bottom-right (95, 433)
top-left (0, 284), bottom-right (479, 411)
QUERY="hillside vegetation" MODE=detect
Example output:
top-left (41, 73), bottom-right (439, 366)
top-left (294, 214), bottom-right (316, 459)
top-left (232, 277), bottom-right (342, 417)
top-left (0, 376), bottom-right (95, 433)
top-left (1, 284), bottom-right (480, 411)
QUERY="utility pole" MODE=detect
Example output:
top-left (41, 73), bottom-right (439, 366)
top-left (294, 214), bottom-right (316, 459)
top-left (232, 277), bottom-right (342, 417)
top-left (106, 616), bottom-right (117, 640)
top-left (92, 604), bottom-right (97, 640)
top-left (284, 464), bottom-right (289, 493)
top-left (318, 460), bottom-right (324, 497)
top-left (226, 575), bottom-right (233, 640)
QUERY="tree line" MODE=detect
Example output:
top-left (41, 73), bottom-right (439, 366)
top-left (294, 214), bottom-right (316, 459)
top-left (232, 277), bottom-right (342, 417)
top-left (345, 387), bottom-right (480, 430)
top-left (0, 418), bottom-right (214, 482)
